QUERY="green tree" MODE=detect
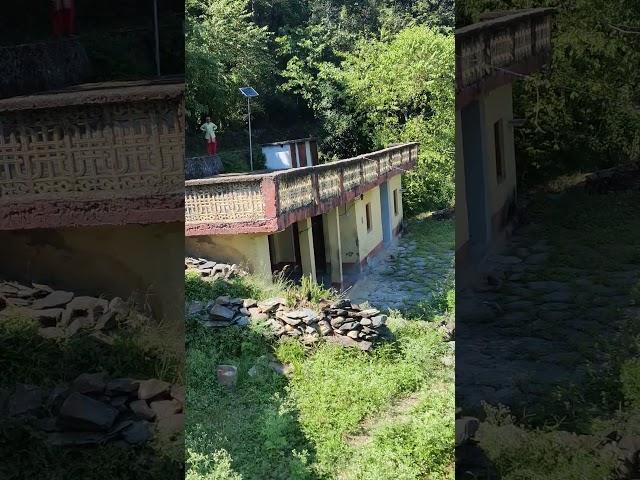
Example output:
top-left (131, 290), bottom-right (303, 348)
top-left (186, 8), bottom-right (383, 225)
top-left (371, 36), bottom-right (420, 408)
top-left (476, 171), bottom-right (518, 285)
top-left (339, 26), bottom-right (455, 213)
top-left (457, 0), bottom-right (640, 183)
top-left (185, 0), bottom-right (274, 126)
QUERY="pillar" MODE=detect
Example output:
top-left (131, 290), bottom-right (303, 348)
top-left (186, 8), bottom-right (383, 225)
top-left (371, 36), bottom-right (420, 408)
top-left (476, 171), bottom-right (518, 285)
top-left (379, 180), bottom-right (393, 245)
top-left (325, 207), bottom-right (343, 288)
top-left (296, 217), bottom-right (316, 282)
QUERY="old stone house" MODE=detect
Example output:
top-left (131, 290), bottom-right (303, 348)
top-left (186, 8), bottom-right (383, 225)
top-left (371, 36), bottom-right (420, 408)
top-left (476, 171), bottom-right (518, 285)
top-left (456, 8), bottom-right (553, 267)
top-left (185, 142), bottom-right (418, 288)
top-left (0, 56), bottom-right (185, 317)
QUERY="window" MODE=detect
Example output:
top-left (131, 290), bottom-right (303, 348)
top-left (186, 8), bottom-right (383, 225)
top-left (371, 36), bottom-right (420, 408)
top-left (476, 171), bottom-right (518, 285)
top-left (365, 202), bottom-right (372, 232)
top-left (393, 189), bottom-right (399, 216)
top-left (494, 119), bottom-right (505, 183)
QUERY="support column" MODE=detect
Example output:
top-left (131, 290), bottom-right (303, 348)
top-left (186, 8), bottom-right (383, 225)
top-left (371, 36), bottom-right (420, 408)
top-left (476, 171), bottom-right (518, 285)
top-left (379, 180), bottom-right (392, 245)
top-left (325, 207), bottom-right (343, 288)
top-left (296, 217), bottom-right (316, 282)
top-left (252, 235), bottom-right (274, 284)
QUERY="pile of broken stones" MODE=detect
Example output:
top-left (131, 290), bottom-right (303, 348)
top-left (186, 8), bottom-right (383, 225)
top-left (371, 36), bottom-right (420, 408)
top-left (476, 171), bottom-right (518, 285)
top-left (2, 375), bottom-right (183, 448)
top-left (185, 257), bottom-right (247, 282)
top-left (0, 279), bottom-right (130, 343)
top-left (0, 280), bottom-right (184, 449)
top-left (189, 296), bottom-right (391, 352)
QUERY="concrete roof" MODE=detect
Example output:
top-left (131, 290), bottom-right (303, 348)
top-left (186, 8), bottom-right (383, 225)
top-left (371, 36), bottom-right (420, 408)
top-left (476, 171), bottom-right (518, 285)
top-left (0, 77), bottom-right (184, 112)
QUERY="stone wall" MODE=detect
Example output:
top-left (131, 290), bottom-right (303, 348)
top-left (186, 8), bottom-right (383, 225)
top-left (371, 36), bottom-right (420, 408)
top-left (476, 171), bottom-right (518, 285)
top-left (185, 155), bottom-right (224, 180)
top-left (0, 38), bottom-right (89, 97)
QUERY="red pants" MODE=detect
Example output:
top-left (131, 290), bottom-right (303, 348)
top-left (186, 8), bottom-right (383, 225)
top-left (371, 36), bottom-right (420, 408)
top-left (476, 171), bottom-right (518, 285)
top-left (207, 139), bottom-right (217, 155)
top-left (52, 8), bottom-right (75, 37)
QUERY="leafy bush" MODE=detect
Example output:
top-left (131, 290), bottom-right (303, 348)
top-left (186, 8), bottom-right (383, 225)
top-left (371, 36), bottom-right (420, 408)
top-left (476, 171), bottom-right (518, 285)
top-left (478, 404), bottom-right (618, 480)
top-left (621, 358), bottom-right (640, 409)
top-left (186, 449), bottom-right (243, 480)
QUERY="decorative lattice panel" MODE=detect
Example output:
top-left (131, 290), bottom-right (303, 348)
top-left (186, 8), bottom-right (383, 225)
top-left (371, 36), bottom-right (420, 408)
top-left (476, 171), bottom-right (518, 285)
top-left (0, 98), bottom-right (184, 204)
top-left (363, 159), bottom-right (378, 183)
top-left (318, 169), bottom-right (341, 200)
top-left (278, 174), bottom-right (314, 213)
top-left (457, 10), bottom-right (553, 91)
top-left (343, 164), bottom-right (361, 191)
top-left (534, 17), bottom-right (551, 51)
top-left (490, 29), bottom-right (514, 67)
top-left (514, 22), bottom-right (532, 61)
top-left (379, 152), bottom-right (392, 174)
top-left (185, 181), bottom-right (265, 223)
top-left (460, 38), bottom-right (485, 86)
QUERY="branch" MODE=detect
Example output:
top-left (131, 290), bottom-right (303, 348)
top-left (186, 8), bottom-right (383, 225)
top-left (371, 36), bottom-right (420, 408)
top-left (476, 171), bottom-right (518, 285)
top-left (609, 23), bottom-right (640, 34)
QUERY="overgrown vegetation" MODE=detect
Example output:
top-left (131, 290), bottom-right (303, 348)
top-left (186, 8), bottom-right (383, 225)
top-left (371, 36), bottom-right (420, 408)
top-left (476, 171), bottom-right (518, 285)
top-left (186, 0), bottom-right (454, 213)
top-left (185, 249), bottom-right (454, 479)
top-left (477, 404), bottom-right (619, 480)
top-left (469, 188), bottom-right (640, 478)
top-left (457, 0), bottom-right (640, 186)
top-left (0, 309), bottom-right (183, 479)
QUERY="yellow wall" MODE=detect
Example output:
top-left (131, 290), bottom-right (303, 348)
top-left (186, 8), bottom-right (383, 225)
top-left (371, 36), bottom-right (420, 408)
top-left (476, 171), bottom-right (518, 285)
top-left (339, 200), bottom-right (360, 264)
top-left (0, 223), bottom-right (184, 320)
top-left (185, 233), bottom-right (272, 282)
top-left (355, 186), bottom-right (384, 261)
top-left (387, 174), bottom-right (404, 232)
top-left (455, 108), bottom-right (469, 251)
top-left (483, 84), bottom-right (517, 217)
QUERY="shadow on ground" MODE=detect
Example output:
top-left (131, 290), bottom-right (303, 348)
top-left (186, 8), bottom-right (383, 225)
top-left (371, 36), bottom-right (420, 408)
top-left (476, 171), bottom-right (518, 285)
top-left (186, 319), bottom-right (323, 480)
top-left (458, 187), bottom-right (640, 426)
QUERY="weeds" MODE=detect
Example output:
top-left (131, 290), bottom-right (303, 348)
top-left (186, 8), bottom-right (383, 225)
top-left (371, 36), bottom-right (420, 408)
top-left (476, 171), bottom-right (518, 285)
top-left (186, 269), bottom-right (453, 479)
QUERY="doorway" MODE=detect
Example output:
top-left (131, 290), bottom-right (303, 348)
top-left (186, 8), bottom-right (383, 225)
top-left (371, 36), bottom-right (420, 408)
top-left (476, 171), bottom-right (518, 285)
top-left (461, 100), bottom-right (490, 259)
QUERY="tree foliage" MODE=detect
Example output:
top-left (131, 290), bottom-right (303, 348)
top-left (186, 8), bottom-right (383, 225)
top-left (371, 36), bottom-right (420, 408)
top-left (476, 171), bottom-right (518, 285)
top-left (185, 0), bottom-right (274, 125)
top-left (458, 0), bottom-right (640, 184)
top-left (187, 0), bottom-right (455, 213)
top-left (339, 27), bottom-right (455, 213)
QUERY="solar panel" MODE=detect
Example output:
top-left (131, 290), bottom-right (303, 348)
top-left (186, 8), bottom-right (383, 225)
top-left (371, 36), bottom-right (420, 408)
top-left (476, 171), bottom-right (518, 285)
top-left (239, 86), bottom-right (259, 97)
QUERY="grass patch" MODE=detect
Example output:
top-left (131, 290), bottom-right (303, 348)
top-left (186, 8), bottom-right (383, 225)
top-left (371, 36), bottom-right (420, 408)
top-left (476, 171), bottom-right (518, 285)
top-left (0, 427), bottom-right (181, 480)
top-left (340, 383), bottom-right (454, 480)
top-left (0, 311), bottom-right (180, 386)
top-left (186, 271), bottom-right (336, 308)
top-left (284, 318), bottom-right (449, 475)
top-left (0, 308), bottom-right (184, 478)
top-left (477, 404), bottom-right (618, 480)
top-left (186, 264), bottom-right (454, 479)
top-left (534, 190), bottom-right (640, 274)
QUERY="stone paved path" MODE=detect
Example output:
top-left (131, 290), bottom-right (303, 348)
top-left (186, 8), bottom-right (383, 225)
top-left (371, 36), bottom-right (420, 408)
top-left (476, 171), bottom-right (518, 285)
top-left (457, 217), bottom-right (640, 414)
top-left (348, 219), bottom-right (454, 311)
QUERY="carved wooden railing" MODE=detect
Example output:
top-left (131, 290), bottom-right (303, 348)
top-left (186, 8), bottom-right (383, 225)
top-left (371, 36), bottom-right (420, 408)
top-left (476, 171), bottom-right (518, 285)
top-left (185, 143), bottom-right (418, 236)
top-left (456, 8), bottom-right (553, 104)
top-left (0, 79), bottom-right (185, 229)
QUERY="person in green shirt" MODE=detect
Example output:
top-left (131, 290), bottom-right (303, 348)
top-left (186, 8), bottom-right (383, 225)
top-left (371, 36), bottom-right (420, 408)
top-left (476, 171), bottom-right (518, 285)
top-left (201, 116), bottom-right (218, 155)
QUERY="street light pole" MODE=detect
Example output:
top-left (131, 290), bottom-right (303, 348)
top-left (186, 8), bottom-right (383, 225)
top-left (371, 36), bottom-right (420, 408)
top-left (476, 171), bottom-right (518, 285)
top-left (153, 0), bottom-right (161, 76)
top-left (239, 87), bottom-right (259, 172)
top-left (248, 96), bottom-right (253, 171)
